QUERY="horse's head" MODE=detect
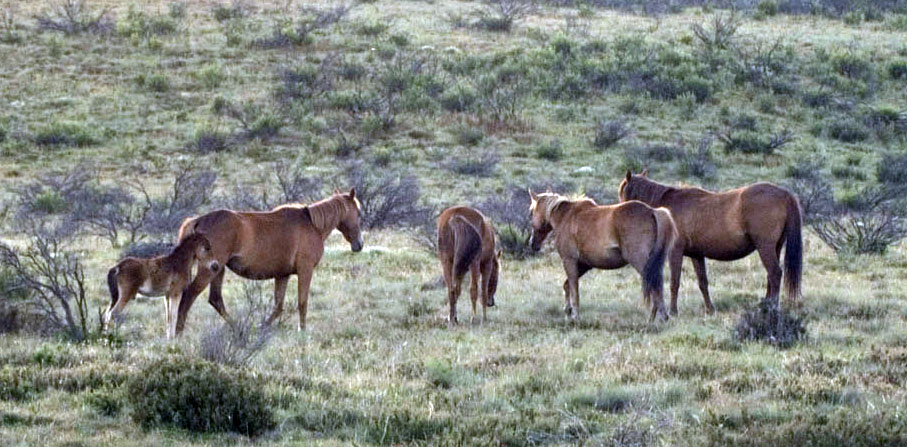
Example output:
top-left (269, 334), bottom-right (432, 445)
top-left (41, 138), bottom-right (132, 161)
top-left (189, 234), bottom-right (220, 273)
top-left (618, 169), bottom-right (649, 202)
top-left (527, 189), bottom-right (554, 251)
top-left (336, 188), bottom-right (364, 252)
top-left (486, 249), bottom-right (502, 307)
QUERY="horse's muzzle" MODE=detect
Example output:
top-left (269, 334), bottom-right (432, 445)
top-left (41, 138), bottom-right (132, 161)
top-left (209, 261), bottom-right (220, 272)
top-left (351, 239), bottom-right (363, 252)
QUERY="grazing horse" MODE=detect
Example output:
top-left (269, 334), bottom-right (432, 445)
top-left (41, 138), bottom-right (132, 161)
top-left (173, 189), bottom-right (363, 335)
top-left (437, 206), bottom-right (501, 325)
top-left (618, 171), bottom-right (802, 313)
top-left (104, 233), bottom-right (220, 338)
top-left (528, 191), bottom-right (677, 321)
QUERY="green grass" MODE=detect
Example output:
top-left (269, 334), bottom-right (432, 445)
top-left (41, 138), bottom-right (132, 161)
top-left (2, 1), bottom-right (907, 445)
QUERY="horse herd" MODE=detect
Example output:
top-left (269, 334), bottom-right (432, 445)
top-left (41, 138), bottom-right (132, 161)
top-left (104, 171), bottom-right (803, 338)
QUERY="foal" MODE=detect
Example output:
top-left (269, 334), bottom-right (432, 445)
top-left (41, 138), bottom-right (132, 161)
top-left (104, 233), bottom-right (220, 338)
top-left (437, 206), bottom-right (501, 325)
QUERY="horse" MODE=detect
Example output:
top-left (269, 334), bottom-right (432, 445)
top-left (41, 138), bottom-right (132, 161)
top-left (173, 189), bottom-right (363, 335)
top-left (528, 191), bottom-right (678, 321)
top-left (104, 233), bottom-right (220, 339)
top-left (437, 206), bottom-right (501, 325)
top-left (618, 170), bottom-right (802, 313)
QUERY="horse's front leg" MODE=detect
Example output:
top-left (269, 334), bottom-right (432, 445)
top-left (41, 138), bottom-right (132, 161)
top-left (469, 263), bottom-right (480, 324)
top-left (166, 288), bottom-right (182, 340)
top-left (175, 265), bottom-right (218, 335)
top-left (562, 259), bottom-right (580, 322)
top-left (668, 243), bottom-right (684, 316)
top-left (691, 256), bottom-right (715, 314)
top-left (296, 265), bottom-right (315, 331)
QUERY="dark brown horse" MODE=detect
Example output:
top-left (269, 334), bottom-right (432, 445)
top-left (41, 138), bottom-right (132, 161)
top-left (618, 171), bottom-right (803, 313)
top-left (437, 206), bottom-right (501, 325)
top-left (173, 189), bottom-right (362, 335)
top-left (104, 233), bottom-right (220, 338)
top-left (528, 191), bottom-right (677, 321)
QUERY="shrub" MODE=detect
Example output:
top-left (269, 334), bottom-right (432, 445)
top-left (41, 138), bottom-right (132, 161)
top-left (439, 84), bottom-right (477, 112)
top-left (445, 151), bottom-right (499, 177)
top-left (450, 125), bottom-right (484, 146)
top-left (827, 118), bottom-right (868, 142)
top-left (473, 0), bottom-right (537, 32)
top-left (0, 3), bottom-right (24, 44)
top-left (116, 5), bottom-right (178, 38)
top-left (678, 137), bottom-right (717, 179)
top-left (535, 139), bottom-right (563, 161)
top-left (756, 0), bottom-right (779, 16)
top-left (347, 164), bottom-right (433, 229)
top-left (720, 130), bottom-right (793, 155)
top-left (877, 153), bottom-right (907, 185)
top-left (213, 1), bottom-right (246, 22)
top-left (0, 222), bottom-right (93, 341)
top-left (888, 60), bottom-right (907, 80)
top-left (35, 0), bottom-right (114, 35)
top-left (127, 357), bottom-right (274, 436)
top-left (213, 99), bottom-right (283, 141)
top-left (478, 187), bottom-right (537, 259)
top-left (33, 122), bottom-right (97, 147)
top-left (692, 12), bottom-right (740, 51)
top-left (198, 283), bottom-right (273, 366)
top-left (196, 64), bottom-right (225, 89)
top-left (119, 241), bottom-right (173, 259)
top-left (256, 4), bottom-right (350, 48)
top-left (135, 73), bottom-right (170, 93)
top-left (593, 119), bottom-right (630, 149)
top-left (831, 51), bottom-right (874, 82)
top-left (812, 185), bottom-right (907, 254)
top-left (83, 387), bottom-right (123, 417)
top-left (734, 302), bottom-right (806, 349)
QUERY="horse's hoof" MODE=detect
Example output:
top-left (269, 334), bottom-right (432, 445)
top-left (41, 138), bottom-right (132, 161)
top-left (705, 306), bottom-right (716, 315)
top-left (670, 308), bottom-right (679, 317)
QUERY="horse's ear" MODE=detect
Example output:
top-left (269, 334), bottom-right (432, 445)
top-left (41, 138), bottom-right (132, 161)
top-left (333, 188), bottom-right (341, 195)
top-left (625, 170), bottom-right (632, 183)
top-left (496, 249), bottom-right (502, 259)
top-left (528, 188), bottom-right (537, 201)
top-left (349, 188), bottom-right (356, 200)
top-left (641, 168), bottom-right (649, 177)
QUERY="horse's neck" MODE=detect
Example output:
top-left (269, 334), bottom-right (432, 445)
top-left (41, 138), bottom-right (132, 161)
top-left (638, 181), bottom-right (672, 206)
top-left (308, 198), bottom-right (342, 238)
top-left (165, 242), bottom-right (194, 270)
top-left (547, 199), bottom-right (581, 229)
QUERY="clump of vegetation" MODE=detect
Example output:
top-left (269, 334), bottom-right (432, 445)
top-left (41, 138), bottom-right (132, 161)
top-left (35, 0), bottom-right (114, 35)
top-left (212, 1), bottom-right (246, 22)
top-left (198, 283), bottom-right (273, 367)
top-left (593, 119), bottom-right (631, 149)
top-left (347, 164), bottom-right (432, 229)
top-left (445, 151), bottom-right (499, 177)
top-left (213, 98), bottom-right (284, 141)
top-left (32, 122), bottom-right (97, 147)
top-left (735, 302), bottom-right (806, 349)
top-left (678, 137), bottom-right (718, 179)
top-left (719, 129), bottom-right (793, 155)
top-left (535, 139), bottom-right (563, 161)
top-left (473, 0), bottom-right (538, 32)
top-left (256, 4), bottom-right (351, 48)
top-left (135, 73), bottom-right (171, 93)
top-left (479, 187), bottom-right (537, 259)
top-left (116, 5), bottom-right (179, 38)
top-left (127, 357), bottom-right (275, 436)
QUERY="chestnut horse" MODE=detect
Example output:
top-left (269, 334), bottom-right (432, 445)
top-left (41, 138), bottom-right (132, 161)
top-left (104, 233), bottom-right (220, 338)
top-left (173, 189), bottom-right (362, 335)
top-left (528, 191), bottom-right (678, 321)
top-left (618, 171), bottom-right (802, 313)
top-left (437, 206), bottom-right (501, 325)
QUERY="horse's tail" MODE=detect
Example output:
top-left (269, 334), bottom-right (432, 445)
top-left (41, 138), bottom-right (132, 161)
top-left (642, 207), bottom-right (676, 307)
top-left (451, 215), bottom-right (482, 280)
top-left (783, 195), bottom-right (804, 303)
top-left (177, 215), bottom-right (199, 242)
top-left (106, 266), bottom-right (119, 308)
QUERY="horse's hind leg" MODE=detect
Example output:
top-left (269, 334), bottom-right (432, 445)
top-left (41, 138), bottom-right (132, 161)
top-left (691, 256), bottom-right (715, 314)
top-left (756, 243), bottom-right (782, 310)
top-left (266, 276), bottom-right (290, 326)
top-left (296, 264), bottom-right (315, 331)
top-left (469, 263), bottom-right (479, 323)
top-left (207, 268), bottom-right (231, 323)
top-left (562, 263), bottom-right (591, 316)
top-left (668, 246), bottom-right (684, 316)
top-left (562, 260), bottom-right (582, 322)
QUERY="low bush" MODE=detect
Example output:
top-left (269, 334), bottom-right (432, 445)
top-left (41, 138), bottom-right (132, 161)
top-left (116, 5), bottom-right (178, 38)
top-left (445, 151), bottom-right (499, 177)
top-left (720, 129), bottom-right (793, 155)
top-left (827, 118), bottom-right (869, 143)
top-left (734, 302), bottom-right (806, 349)
top-left (877, 153), bottom-right (907, 186)
top-left (35, 0), bottom-right (114, 35)
top-left (535, 139), bottom-right (563, 161)
top-left (198, 283), bottom-right (273, 367)
top-left (479, 187), bottom-right (537, 259)
top-left (593, 119), bottom-right (631, 149)
top-left (127, 357), bottom-right (275, 436)
top-left (347, 164), bottom-right (433, 229)
top-left (888, 60), bottom-right (907, 80)
top-left (33, 122), bottom-right (97, 147)
top-left (678, 137), bottom-right (718, 179)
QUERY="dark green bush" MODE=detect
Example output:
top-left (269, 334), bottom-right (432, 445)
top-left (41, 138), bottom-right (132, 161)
top-left (439, 84), bottom-right (477, 112)
top-left (877, 153), bottom-right (907, 185)
top-left (888, 60), bottom-right (907, 79)
top-left (83, 387), bottom-right (123, 417)
top-left (735, 303), bottom-right (806, 349)
top-left (117, 6), bottom-right (178, 38)
top-left (535, 139), bottom-right (563, 161)
top-left (827, 119), bottom-right (868, 142)
top-left (33, 122), bottom-right (97, 147)
top-left (127, 357), bottom-right (274, 436)
top-left (721, 130), bottom-right (793, 155)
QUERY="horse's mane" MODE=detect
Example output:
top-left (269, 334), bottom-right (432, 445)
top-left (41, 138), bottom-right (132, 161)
top-left (538, 193), bottom-right (595, 221)
top-left (169, 233), bottom-right (205, 262)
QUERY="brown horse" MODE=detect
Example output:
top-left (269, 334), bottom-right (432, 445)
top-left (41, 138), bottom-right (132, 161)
top-left (104, 233), bottom-right (220, 338)
top-left (437, 206), bottom-right (501, 325)
top-left (173, 189), bottom-right (362, 335)
top-left (618, 171), bottom-right (803, 313)
top-left (528, 191), bottom-right (677, 321)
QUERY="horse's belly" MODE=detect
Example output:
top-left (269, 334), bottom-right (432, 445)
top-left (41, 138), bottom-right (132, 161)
top-left (586, 247), bottom-right (627, 270)
top-left (227, 256), bottom-right (296, 280)
top-left (138, 278), bottom-right (166, 297)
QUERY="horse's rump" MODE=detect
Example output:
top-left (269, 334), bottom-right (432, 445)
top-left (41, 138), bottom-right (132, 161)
top-left (450, 215), bottom-right (482, 279)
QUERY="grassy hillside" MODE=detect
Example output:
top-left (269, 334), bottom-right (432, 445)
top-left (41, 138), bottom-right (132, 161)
top-left (2, 0), bottom-right (907, 445)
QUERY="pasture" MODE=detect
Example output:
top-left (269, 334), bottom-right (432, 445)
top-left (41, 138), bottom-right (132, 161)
top-left (2, 0), bottom-right (907, 445)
